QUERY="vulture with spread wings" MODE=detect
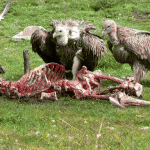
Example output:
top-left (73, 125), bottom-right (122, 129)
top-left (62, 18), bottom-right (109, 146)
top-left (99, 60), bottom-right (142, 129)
top-left (31, 19), bottom-right (107, 79)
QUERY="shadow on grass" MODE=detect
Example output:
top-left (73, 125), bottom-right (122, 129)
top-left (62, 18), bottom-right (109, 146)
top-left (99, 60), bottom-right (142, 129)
top-left (140, 79), bottom-right (150, 88)
top-left (1, 94), bottom-right (77, 106)
top-left (1, 92), bottom-right (109, 111)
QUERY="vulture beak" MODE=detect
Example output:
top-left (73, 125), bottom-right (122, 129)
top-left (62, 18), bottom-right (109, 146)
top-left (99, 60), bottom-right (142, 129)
top-left (53, 33), bottom-right (57, 39)
top-left (101, 30), bottom-right (107, 38)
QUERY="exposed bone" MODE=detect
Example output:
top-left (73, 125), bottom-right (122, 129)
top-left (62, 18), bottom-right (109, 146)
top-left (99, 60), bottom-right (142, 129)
top-left (117, 92), bottom-right (150, 107)
top-left (40, 92), bottom-right (58, 101)
top-left (0, 63), bottom-right (149, 108)
top-left (0, 63), bottom-right (65, 99)
top-left (109, 97), bottom-right (125, 109)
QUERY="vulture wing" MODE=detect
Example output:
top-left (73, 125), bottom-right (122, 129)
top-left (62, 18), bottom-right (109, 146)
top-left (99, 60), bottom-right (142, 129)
top-left (122, 34), bottom-right (150, 62)
top-left (81, 33), bottom-right (107, 58)
top-left (31, 28), bottom-right (60, 64)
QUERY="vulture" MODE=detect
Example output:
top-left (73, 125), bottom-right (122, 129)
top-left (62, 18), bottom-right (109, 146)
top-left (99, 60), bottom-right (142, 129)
top-left (102, 19), bottom-right (150, 82)
top-left (0, 0), bottom-right (11, 21)
top-left (31, 19), bottom-right (107, 79)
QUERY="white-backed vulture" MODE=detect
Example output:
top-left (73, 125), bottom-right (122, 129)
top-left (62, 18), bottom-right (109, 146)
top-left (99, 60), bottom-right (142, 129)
top-left (31, 19), bottom-right (107, 79)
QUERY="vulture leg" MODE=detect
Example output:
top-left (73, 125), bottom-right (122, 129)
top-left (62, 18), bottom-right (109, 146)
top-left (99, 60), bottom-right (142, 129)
top-left (72, 50), bottom-right (83, 80)
top-left (133, 60), bottom-right (147, 83)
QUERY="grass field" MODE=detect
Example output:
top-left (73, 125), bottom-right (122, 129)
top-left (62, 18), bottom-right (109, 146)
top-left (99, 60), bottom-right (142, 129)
top-left (0, 0), bottom-right (150, 149)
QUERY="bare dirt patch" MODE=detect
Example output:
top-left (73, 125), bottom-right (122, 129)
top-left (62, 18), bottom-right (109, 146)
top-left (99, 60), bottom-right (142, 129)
top-left (132, 10), bottom-right (150, 20)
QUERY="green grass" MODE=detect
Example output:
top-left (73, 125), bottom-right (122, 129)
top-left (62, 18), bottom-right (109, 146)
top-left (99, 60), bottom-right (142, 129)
top-left (0, 0), bottom-right (150, 149)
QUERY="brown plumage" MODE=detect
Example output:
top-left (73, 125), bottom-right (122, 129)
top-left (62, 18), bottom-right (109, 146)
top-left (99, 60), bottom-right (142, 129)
top-left (31, 19), bottom-right (107, 79)
top-left (102, 19), bottom-right (150, 82)
top-left (0, 0), bottom-right (11, 21)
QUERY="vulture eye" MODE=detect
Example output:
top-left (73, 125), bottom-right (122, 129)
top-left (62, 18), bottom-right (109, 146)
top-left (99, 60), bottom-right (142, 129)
top-left (69, 30), bottom-right (76, 36)
top-left (69, 30), bottom-right (72, 35)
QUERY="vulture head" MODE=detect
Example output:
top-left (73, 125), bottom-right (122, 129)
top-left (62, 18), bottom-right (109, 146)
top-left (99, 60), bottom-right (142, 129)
top-left (51, 19), bottom-right (80, 46)
top-left (102, 19), bottom-right (119, 45)
top-left (51, 19), bottom-right (99, 46)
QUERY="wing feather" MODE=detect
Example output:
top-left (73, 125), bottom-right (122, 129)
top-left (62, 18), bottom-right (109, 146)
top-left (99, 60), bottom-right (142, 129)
top-left (122, 34), bottom-right (150, 62)
top-left (81, 33), bottom-right (107, 58)
top-left (31, 28), bottom-right (59, 63)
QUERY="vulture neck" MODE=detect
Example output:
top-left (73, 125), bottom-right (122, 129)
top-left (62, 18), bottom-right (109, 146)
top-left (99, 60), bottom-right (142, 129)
top-left (108, 23), bottom-right (120, 46)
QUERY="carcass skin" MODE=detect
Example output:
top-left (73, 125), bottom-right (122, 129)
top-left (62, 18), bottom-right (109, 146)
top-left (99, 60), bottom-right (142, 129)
top-left (102, 19), bottom-right (150, 82)
top-left (31, 19), bottom-right (107, 80)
